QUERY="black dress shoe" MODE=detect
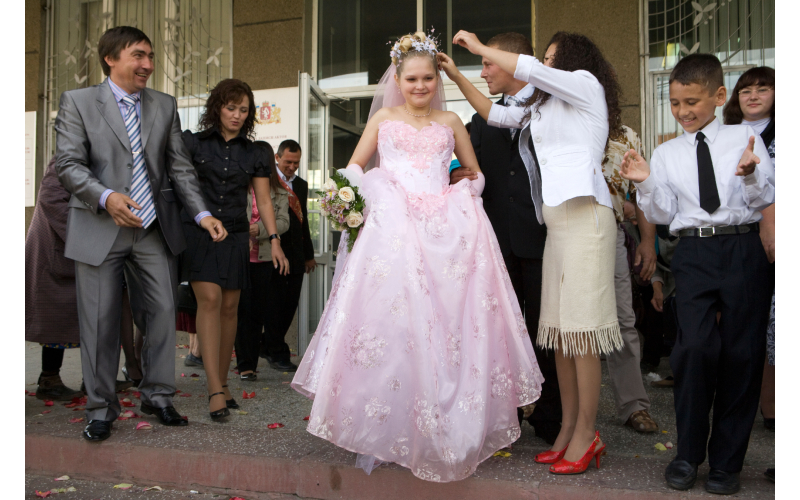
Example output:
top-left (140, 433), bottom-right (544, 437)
top-left (82, 420), bottom-right (112, 442)
top-left (764, 468), bottom-right (774, 482)
top-left (665, 458), bottom-right (698, 490)
top-left (268, 357), bottom-right (297, 372)
top-left (221, 385), bottom-right (239, 409)
top-left (705, 469), bottom-right (740, 495)
top-left (140, 402), bottom-right (188, 426)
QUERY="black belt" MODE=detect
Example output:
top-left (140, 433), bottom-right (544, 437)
top-left (678, 222), bottom-right (759, 238)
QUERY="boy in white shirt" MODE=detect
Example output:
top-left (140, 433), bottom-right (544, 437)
top-left (620, 54), bottom-right (774, 495)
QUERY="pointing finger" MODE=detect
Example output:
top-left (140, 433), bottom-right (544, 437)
top-left (747, 135), bottom-right (756, 152)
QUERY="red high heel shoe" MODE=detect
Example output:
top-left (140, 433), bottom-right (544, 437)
top-left (534, 445), bottom-right (568, 464)
top-left (549, 431), bottom-right (605, 475)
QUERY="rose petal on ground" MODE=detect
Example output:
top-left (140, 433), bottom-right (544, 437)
top-left (73, 407), bottom-right (85, 411)
top-left (42, 410), bottom-right (51, 414)
top-left (133, 391), bottom-right (141, 398)
top-left (179, 393), bottom-right (192, 397)
top-left (54, 475), bottom-right (70, 481)
top-left (136, 421), bottom-right (153, 430)
top-left (654, 443), bottom-right (667, 451)
top-left (28, 392), bottom-right (36, 397)
top-left (175, 390), bottom-right (182, 394)
top-left (117, 417), bottom-right (129, 421)
top-left (121, 401), bottom-right (136, 407)
top-left (492, 451), bottom-right (511, 458)
top-left (267, 423), bottom-right (284, 429)
top-left (64, 403), bottom-right (77, 408)
top-left (143, 486), bottom-right (163, 491)
top-left (190, 373), bottom-right (199, 377)
top-left (665, 441), bottom-right (674, 449)
top-left (35, 490), bottom-right (51, 497)
top-left (303, 416), bottom-right (310, 421)
top-left (181, 373), bottom-right (185, 377)
top-left (44, 401), bottom-right (54, 406)
top-left (69, 417), bottom-right (84, 423)
top-left (120, 410), bottom-right (136, 418)
top-left (113, 483), bottom-right (133, 489)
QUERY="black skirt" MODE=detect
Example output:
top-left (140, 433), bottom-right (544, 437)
top-left (181, 222), bottom-right (250, 290)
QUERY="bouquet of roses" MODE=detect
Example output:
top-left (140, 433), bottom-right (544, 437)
top-left (318, 170), bottom-right (366, 252)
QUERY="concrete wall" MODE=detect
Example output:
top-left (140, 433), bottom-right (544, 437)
top-left (535, 0), bottom-right (642, 135)
top-left (232, 0), bottom-right (305, 90)
top-left (25, 0), bottom-right (43, 237)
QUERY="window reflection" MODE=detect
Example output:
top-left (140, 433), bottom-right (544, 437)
top-left (318, 0), bottom-right (531, 87)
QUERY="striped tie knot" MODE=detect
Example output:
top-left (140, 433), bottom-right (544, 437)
top-left (122, 94), bottom-right (139, 107)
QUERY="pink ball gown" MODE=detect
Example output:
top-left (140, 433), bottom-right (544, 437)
top-left (291, 119), bottom-right (544, 482)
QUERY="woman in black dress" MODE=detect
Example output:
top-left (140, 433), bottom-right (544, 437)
top-left (182, 79), bottom-right (290, 420)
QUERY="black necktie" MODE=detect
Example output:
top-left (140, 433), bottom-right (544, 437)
top-left (696, 131), bottom-right (720, 214)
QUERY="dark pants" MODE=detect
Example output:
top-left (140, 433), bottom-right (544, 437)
top-left (670, 232), bottom-right (772, 472)
top-left (235, 261), bottom-right (273, 372)
top-left (264, 270), bottom-right (304, 361)
top-left (639, 284), bottom-right (677, 367)
top-left (503, 254), bottom-right (562, 428)
top-left (42, 347), bottom-right (65, 374)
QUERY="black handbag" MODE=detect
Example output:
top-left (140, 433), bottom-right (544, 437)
top-left (176, 282), bottom-right (197, 314)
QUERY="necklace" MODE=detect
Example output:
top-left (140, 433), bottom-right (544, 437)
top-left (404, 103), bottom-right (432, 117)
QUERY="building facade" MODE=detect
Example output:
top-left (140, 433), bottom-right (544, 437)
top-left (25, 0), bottom-right (775, 351)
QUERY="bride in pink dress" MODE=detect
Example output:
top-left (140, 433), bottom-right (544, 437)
top-left (291, 30), bottom-right (543, 483)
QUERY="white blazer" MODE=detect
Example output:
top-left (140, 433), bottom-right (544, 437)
top-left (488, 54), bottom-right (614, 223)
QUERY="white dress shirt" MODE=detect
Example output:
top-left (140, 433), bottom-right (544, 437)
top-left (277, 168), bottom-right (297, 191)
top-left (486, 54), bottom-right (614, 223)
top-left (635, 118), bottom-right (774, 234)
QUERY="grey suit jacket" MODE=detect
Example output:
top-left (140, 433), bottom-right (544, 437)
top-left (55, 80), bottom-right (208, 266)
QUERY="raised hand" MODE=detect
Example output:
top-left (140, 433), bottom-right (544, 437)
top-left (735, 136), bottom-right (760, 176)
top-left (452, 30), bottom-right (484, 55)
top-left (619, 149), bottom-right (651, 183)
top-left (436, 52), bottom-right (460, 80)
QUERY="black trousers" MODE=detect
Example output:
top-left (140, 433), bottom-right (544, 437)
top-left (670, 232), bottom-right (772, 472)
top-left (264, 270), bottom-right (304, 361)
top-left (234, 262), bottom-right (273, 372)
top-left (503, 253), bottom-right (562, 427)
top-left (42, 347), bottom-right (65, 374)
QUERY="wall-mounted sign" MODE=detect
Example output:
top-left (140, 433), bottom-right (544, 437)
top-left (25, 111), bottom-right (36, 207)
top-left (252, 87), bottom-right (300, 150)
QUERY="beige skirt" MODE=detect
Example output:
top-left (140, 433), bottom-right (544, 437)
top-left (537, 196), bottom-right (622, 357)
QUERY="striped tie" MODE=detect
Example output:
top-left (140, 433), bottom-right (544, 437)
top-left (122, 95), bottom-right (156, 228)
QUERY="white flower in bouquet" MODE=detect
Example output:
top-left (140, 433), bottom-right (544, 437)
top-left (338, 186), bottom-right (355, 203)
top-left (346, 211), bottom-right (364, 228)
top-left (323, 178), bottom-right (337, 191)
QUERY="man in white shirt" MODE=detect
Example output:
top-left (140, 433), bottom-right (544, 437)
top-left (620, 54), bottom-right (774, 495)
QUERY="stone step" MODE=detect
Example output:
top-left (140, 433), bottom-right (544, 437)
top-left (25, 420), bottom-right (774, 500)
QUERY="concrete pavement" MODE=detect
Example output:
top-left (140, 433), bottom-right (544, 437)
top-left (24, 332), bottom-right (775, 499)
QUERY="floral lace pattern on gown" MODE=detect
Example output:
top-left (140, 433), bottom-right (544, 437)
top-left (292, 120), bottom-right (543, 483)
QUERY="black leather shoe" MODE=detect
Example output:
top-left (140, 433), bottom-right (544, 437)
top-left (268, 357), bottom-right (297, 372)
top-left (764, 468), bottom-right (774, 482)
top-left (705, 469), bottom-right (740, 495)
top-left (82, 420), bottom-right (112, 442)
top-left (140, 402), bottom-right (188, 426)
top-left (221, 385), bottom-right (239, 409)
top-left (665, 458), bottom-right (698, 490)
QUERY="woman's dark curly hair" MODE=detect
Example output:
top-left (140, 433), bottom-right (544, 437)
top-left (723, 66), bottom-right (774, 125)
top-left (524, 32), bottom-right (622, 139)
top-left (198, 79), bottom-right (257, 139)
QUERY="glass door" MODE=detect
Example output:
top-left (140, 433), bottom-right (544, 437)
top-left (297, 73), bottom-right (332, 356)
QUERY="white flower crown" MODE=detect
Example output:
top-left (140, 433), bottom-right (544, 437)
top-left (389, 28), bottom-right (440, 67)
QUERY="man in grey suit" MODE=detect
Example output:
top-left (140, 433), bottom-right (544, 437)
top-left (55, 26), bottom-right (227, 441)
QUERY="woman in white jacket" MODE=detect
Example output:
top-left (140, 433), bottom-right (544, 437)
top-left (439, 31), bottom-right (623, 474)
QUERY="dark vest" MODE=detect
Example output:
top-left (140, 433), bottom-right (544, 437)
top-left (470, 104), bottom-right (546, 260)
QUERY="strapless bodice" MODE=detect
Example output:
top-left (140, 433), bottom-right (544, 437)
top-left (376, 120), bottom-right (455, 195)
